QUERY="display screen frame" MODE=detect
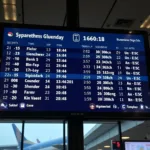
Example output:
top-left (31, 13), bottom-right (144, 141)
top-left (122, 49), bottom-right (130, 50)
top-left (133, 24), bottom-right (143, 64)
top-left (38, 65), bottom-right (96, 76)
top-left (0, 23), bottom-right (150, 119)
top-left (123, 140), bottom-right (150, 150)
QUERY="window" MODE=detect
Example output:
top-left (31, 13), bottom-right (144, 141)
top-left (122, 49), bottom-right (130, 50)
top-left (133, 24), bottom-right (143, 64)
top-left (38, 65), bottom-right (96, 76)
top-left (0, 122), bottom-right (22, 150)
top-left (84, 121), bottom-right (120, 150)
top-left (121, 121), bottom-right (149, 141)
top-left (23, 121), bottom-right (65, 150)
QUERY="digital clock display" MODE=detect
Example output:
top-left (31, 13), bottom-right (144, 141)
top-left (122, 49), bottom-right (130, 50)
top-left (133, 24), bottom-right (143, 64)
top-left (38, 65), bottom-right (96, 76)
top-left (0, 26), bottom-right (150, 113)
top-left (83, 36), bottom-right (105, 42)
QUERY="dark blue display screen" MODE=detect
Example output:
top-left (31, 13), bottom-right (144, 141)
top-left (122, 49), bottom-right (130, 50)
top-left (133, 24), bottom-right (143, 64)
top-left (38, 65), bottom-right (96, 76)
top-left (0, 27), bottom-right (149, 112)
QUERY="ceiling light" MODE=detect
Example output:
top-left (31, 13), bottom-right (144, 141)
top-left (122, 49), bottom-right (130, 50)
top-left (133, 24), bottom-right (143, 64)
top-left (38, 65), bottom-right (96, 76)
top-left (104, 145), bottom-right (110, 148)
top-left (12, 5), bottom-right (17, 21)
top-left (2, 0), bottom-right (16, 5)
top-left (122, 136), bottom-right (130, 139)
top-left (140, 15), bottom-right (150, 29)
top-left (3, 5), bottom-right (10, 20)
top-left (3, 4), bottom-right (17, 21)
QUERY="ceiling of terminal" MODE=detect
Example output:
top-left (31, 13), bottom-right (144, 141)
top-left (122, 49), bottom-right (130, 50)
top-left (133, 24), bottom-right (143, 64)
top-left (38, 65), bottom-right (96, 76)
top-left (0, 1), bottom-right (150, 149)
top-left (0, 0), bottom-right (150, 32)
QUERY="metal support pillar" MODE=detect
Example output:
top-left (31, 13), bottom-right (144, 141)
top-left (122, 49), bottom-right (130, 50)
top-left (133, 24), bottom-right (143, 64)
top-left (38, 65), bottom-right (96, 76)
top-left (63, 120), bottom-right (66, 150)
top-left (66, 0), bottom-right (83, 150)
top-left (68, 118), bottom-right (83, 150)
top-left (21, 121), bottom-right (25, 150)
top-left (118, 121), bottom-right (123, 150)
top-left (66, 0), bottom-right (79, 28)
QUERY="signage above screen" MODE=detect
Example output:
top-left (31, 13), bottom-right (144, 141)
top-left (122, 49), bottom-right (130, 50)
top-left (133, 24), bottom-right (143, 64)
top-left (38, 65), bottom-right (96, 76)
top-left (112, 141), bottom-right (121, 150)
top-left (0, 24), bottom-right (150, 118)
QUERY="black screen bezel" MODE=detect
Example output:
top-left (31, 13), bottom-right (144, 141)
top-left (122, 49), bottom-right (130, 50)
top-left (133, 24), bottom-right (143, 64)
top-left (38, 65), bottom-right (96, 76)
top-left (0, 23), bottom-right (150, 120)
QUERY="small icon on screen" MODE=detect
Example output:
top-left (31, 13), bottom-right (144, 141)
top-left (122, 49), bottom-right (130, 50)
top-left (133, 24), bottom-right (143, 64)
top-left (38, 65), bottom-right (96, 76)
top-left (145, 106), bottom-right (149, 109)
top-left (20, 103), bottom-right (25, 109)
top-left (140, 104), bottom-right (144, 109)
top-left (0, 102), bottom-right (7, 109)
top-left (113, 104), bottom-right (117, 109)
top-left (121, 104), bottom-right (126, 110)
top-left (89, 103), bottom-right (96, 110)
top-left (8, 32), bottom-right (13, 37)
top-left (73, 33), bottom-right (80, 42)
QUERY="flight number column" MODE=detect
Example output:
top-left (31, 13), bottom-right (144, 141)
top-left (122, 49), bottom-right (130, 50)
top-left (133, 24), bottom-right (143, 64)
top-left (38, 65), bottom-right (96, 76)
top-left (95, 49), bottom-right (103, 102)
top-left (96, 50), bottom-right (116, 103)
top-left (2, 45), bottom-right (21, 101)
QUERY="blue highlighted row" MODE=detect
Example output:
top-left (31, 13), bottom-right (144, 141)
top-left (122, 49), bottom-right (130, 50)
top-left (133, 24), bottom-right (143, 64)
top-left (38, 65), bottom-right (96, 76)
top-left (0, 72), bottom-right (148, 81)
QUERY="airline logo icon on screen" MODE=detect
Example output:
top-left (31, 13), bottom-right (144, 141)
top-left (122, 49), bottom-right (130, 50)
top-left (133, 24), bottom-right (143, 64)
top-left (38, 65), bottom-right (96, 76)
top-left (8, 32), bottom-right (13, 37)
top-left (20, 103), bottom-right (25, 109)
top-left (89, 103), bottom-right (96, 110)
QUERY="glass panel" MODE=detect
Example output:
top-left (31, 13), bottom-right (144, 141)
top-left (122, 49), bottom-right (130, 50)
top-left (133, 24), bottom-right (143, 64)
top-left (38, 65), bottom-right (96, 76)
top-left (23, 122), bottom-right (64, 150)
top-left (121, 121), bottom-right (149, 141)
top-left (84, 121), bottom-right (120, 150)
top-left (0, 122), bottom-right (22, 150)
top-left (84, 123), bottom-right (96, 136)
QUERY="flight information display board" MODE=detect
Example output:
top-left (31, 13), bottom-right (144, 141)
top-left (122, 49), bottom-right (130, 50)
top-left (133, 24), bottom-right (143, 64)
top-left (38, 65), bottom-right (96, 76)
top-left (0, 25), bottom-right (150, 114)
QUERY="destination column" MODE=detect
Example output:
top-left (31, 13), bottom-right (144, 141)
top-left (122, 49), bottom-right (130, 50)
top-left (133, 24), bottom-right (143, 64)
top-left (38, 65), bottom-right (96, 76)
top-left (131, 51), bottom-right (143, 108)
top-left (23, 46), bottom-right (46, 107)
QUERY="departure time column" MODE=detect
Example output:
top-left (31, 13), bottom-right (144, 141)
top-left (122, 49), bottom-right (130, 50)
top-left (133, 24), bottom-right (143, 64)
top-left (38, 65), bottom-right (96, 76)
top-left (55, 48), bottom-right (68, 101)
